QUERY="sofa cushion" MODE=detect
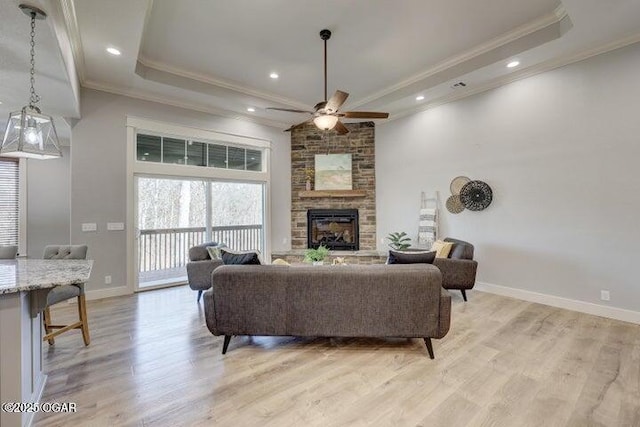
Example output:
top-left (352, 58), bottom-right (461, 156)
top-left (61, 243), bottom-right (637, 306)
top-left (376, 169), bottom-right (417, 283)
top-left (388, 250), bottom-right (436, 264)
top-left (220, 248), bottom-right (262, 265)
top-left (189, 242), bottom-right (221, 261)
top-left (431, 240), bottom-right (454, 258)
top-left (206, 244), bottom-right (226, 260)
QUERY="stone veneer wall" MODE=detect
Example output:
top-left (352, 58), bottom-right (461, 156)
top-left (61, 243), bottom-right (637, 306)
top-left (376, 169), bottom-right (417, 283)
top-left (290, 121), bottom-right (377, 252)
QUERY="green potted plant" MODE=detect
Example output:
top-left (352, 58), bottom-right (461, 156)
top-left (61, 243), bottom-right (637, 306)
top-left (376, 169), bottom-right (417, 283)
top-left (304, 245), bottom-right (329, 265)
top-left (387, 232), bottom-right (412, 251)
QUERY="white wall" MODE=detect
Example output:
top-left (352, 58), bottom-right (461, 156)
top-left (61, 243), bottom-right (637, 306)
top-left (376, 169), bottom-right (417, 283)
top-left (26, 146), bottom-right (71, 258)
top-left (71, 89), bottom-right (291, 292)
top-left (377, 43), bottom-right (640, 313)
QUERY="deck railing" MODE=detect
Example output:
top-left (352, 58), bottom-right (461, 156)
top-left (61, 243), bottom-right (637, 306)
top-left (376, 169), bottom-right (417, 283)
top-left (138, 225), bottom-right (263, 273)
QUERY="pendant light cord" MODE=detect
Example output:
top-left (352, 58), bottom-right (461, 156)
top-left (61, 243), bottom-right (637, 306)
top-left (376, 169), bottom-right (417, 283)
top-left (28, 12), bottom-right (40, 110)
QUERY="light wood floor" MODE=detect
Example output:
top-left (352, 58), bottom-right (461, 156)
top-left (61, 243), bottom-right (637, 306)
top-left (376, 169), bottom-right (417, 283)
top-left (34, 286), bottom-right (640, 427)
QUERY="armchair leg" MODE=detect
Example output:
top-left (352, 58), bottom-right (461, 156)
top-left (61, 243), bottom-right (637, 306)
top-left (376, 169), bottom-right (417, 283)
top-left (461, 289), bottom-right (468, 302)
top-left (222, 335), bottom-right (232, 354)
top-left (197, 290), bottom-right (203, 303)
top-left (423, 338), bottom-right (435, 359)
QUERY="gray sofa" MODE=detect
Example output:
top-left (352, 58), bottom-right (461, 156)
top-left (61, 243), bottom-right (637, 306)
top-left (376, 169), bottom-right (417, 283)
top-left (204, 264), bottom-right (451, 358)
top-left (186, 242), bottom-right (224, 302)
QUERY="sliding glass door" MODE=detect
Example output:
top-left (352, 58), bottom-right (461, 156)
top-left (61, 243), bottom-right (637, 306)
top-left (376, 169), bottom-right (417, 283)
top-left (136, 176), bottom-right (264, 290)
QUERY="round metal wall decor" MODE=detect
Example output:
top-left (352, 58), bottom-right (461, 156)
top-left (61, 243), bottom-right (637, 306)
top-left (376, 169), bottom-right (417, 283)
top-left (450, 176), bottom-right (470, 195)
top-left (446, 195), bottom-right (465, 214)
top-left (460, 180), bottom-right (493, 211)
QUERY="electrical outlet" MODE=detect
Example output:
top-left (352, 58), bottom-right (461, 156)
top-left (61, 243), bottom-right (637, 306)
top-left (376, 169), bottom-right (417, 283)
top-left (600, 290), bottom-right (610, 301)
top-left (105, 275), bottom-right (112, 285)
top-left (282, 237), bottom-right (287, 244)
top-left (81, 223), bottom-right (97, 232)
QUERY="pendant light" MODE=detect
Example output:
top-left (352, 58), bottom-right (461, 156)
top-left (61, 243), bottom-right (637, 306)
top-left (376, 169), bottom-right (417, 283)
top-left (0, 4), bottom-right (62, 160)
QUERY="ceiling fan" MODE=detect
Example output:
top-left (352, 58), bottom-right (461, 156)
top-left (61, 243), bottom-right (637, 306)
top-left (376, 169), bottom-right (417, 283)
top-left (267, 29), bottom-right (389, 135)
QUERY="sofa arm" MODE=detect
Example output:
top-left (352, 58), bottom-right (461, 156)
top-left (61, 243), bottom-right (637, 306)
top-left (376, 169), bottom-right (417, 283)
top-left (433, 258), bottom-right (478, 290)
top-left (435, 287), bottom-right (451, 339)
top-left (186, 259), bottom-right (223, 291)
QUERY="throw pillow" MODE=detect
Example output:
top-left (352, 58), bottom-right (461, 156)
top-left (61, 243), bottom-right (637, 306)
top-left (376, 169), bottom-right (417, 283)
top-left (430, 240), bottom-right (454, 258)
top-left (272, 258), bottom-right (290, 266)
top-left (387, 250), bottom-right (436, 264)
top-left (206, 244), bottom-right (226, 260)
top-left (220, 248), bottom-right (262, 265)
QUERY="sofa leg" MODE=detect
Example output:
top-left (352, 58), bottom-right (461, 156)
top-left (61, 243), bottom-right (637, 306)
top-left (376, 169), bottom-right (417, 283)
top-left (423, 338), bottom-right (435, 359)
top-left (197, 290), bottom-right (203, 303)
top-left (461, 289), bottom-right (468, 302)
top-left (222, 335), bottom-right (232, 354)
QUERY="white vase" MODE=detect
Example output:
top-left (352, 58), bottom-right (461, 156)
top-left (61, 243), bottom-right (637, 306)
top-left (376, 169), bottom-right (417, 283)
top-left (312, 261), bottom-right (324, 266)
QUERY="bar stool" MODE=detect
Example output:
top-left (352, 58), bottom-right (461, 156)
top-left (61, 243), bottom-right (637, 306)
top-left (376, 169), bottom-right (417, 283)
top-left (42, 245), bottom-right (91, 346)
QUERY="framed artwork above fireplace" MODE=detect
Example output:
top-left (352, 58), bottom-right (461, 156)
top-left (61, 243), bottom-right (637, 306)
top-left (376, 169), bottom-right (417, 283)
top-left (314, 154), bottom-right (352, 190)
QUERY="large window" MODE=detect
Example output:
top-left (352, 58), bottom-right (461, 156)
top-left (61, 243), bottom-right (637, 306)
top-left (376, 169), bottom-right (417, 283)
top-left (136, 133), bottom-right (263, 172)
top-left (0, 158), bottom-right (19, 246)
top-left (136, 176), bottom-right (265, 289)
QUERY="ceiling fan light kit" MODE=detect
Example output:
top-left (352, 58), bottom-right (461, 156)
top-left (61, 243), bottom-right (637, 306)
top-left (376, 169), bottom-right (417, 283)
top-left (267, 29), bottom-right (389, 135)
top-left (0, 4), bottom-right (62, 160)
top-left (313, 115), bottom-right (339, 131)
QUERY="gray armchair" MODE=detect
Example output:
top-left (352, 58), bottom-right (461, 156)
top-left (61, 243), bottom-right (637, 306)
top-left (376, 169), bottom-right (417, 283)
top-left (186, 242), bottom-right (224, 302)
top-left (433, 238), bottom-right (478, 301)
top-left (42, 245), bottom-right (90, 345)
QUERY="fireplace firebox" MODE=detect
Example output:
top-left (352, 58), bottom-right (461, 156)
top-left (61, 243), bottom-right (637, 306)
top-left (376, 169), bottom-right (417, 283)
top-left (307, 209), bottom-right (359, 251)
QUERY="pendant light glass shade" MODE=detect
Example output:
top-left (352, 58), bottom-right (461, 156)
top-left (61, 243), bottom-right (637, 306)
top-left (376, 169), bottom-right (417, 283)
top-left (2, 107), bottom-right (62, 159)
top-left (313, 114), bottom-right (339, 131)
top-left (0, 4), bottom-right (62, 160)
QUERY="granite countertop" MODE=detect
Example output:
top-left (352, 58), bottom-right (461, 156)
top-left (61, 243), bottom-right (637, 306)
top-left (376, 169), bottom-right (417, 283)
top-left (0, 259), bottom-right (93, 295)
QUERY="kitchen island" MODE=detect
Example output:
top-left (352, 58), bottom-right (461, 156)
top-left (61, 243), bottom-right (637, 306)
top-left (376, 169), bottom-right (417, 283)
top-left (0, 259), bottom-right (93, 427)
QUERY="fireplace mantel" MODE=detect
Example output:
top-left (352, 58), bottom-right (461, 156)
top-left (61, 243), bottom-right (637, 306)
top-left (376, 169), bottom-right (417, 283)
top-left (299, 190), bottom-right (367, 198)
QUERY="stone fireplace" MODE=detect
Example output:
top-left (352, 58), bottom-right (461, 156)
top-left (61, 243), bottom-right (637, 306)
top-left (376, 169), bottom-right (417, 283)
top-left (271, 121), bottom-right (386, 264)
top-left (307, 209), bottom-right (359, 251)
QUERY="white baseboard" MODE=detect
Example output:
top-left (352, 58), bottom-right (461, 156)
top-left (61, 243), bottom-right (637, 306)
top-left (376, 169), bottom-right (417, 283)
top-left (475, 281), bottom-right (640, 325)
top-left (85, 285), bottom-right (131, 301)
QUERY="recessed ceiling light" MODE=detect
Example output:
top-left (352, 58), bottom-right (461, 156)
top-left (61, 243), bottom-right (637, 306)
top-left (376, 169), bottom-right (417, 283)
top-left (247, 107), bottom-right (256, 112)
top-left (269, 72), bottom-right (279, 79)
top-left (106, 47), bottom-right (121, 56)
top-left (507, 60), bottom-right (520, 68)
top-left (416, 95), bottom-right (425, 101)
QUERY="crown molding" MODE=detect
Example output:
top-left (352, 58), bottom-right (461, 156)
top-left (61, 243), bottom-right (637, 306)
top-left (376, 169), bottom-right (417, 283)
top-left (136, 56), bottom-right (311, 111)
top-left (386, 32), bottom-right (640, 123)
top-left (81, 79), bottom-right (289, 130)
top-left (348, 5), bottom-right (569, 110)
top-left (134, 5), bottom-right (568, 113)
top-left (56, 0), bottom-right (86, 85)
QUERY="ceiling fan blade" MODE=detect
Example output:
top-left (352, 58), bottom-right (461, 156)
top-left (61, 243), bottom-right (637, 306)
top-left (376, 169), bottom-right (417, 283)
top-left (324, 90), bottom-right (349, 113)
top-left (284, 119), bottom-right (312, 132)
top-left (340, 111), bottom-right (389, 119)
top-left (334, 120), bottom-right (349, 135)
top-left (267, 107), bottom-right (314, 114)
